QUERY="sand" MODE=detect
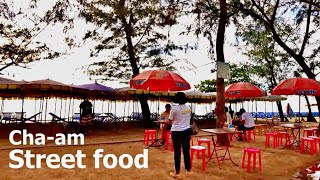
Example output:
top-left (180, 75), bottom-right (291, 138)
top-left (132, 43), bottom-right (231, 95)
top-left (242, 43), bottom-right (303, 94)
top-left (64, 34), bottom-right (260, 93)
top-left (0, 122), bottom-right (320, 180)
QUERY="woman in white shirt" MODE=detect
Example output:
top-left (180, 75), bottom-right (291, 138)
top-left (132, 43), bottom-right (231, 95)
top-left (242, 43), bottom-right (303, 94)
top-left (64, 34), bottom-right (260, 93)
top-left (169, 92), bottom-right (191, 179)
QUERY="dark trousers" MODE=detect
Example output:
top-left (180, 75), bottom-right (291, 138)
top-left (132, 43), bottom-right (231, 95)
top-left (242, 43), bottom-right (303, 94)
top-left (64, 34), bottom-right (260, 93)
top-left (171, 129), bottom-right (191, 173)
top-left (237, 125), bottom-right (254, 140)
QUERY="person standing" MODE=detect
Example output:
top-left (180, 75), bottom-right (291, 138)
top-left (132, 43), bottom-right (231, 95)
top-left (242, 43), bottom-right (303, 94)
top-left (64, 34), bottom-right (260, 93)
top-left (225, 107), bottom-right (233, 125)
top-left (286, 103), bottom-right (293, 119)
top-left (159, 104), bottom-right (172, 144)
top-left (169, 92), bottom-right (191, 179)
top-left (79, 98), bottom-right (93, 124)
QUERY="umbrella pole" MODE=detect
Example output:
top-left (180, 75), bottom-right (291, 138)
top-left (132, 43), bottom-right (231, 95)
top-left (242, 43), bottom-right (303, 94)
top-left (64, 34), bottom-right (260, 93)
top-left (272, 102), bottom-right (274, 117)
top-left (102, 101), bottom-right (104, 113)
top-left (71, 98), bottom-right (75, 122)
top-left (124, 101), bottom-right (126, 119)
top-left (265, 101), bottom-right (267, 118)
top-left (41, 98), bottom-right (44, 122)
top-left (299, 95), bottom-right (301, 122)
top-left (64, 98), bottom-right (67, 119)
top-left (255, 101), bottom-right (257, 121)
top-left (21, 97), bottom-right (25, 122)
top-left (54, 98), bottom-right (57, 114)
top-left (45, 97), bottom-right (49, 123)
top-left (68, 98), bottom-right (72, 121)
top-left (60, 98), bottom-right (63, 118)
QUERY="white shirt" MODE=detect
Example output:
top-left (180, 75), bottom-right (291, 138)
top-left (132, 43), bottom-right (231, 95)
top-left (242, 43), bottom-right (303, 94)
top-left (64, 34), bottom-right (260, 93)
top-left (169, 104), bottom-right (191, 131)
top-left (226, 113), bottom-right (232, 124)
top-left (241, 112), bottom-right (255, 128)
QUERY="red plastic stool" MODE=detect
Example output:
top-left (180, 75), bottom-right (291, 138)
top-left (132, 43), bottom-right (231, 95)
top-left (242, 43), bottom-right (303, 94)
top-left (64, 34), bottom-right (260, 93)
top-left (164, 132), bottom-right (173, 151)
top-left (304, 129), bottom-right (315, 137)
top-left (144, 129), bottom-right (156, 146)
top-left (190, 146), bottom-right (206, 171)
top-left (265, 132), bottom-right (278, 148)
top-left (242, 147), bottom-right (262, 173)
top-left (277, 132), bottom-right (290, 146)
top-left (308, 136), bottom-right (320, 152)
top-left (197, 138), bottom-right (211, 158)
top-left (190, 136), bottom-right (194, 146)
top-left (310, 128), bottom-right (319, 137)
top-left (300, 137), bottom-right (316, 155)
top-left (242, 148), bottom-right (262, 172)
top-left (244, 130), bottom-right (256, 142)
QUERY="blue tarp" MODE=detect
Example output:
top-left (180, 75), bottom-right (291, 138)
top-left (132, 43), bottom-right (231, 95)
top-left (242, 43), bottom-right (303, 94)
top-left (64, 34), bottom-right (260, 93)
top-left (251, 112), bottom-right (319, 118)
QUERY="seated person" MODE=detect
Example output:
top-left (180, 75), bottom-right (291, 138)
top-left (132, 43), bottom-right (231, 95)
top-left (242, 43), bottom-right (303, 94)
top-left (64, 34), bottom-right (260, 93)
top-left (231, 111), bottom-right (241, 126)
top-left (159, 104), bottom-right (172, 144)
top-left (237, 108), bottom-right (255, 141)
top-left (225, 107), bottom-right (232, 126)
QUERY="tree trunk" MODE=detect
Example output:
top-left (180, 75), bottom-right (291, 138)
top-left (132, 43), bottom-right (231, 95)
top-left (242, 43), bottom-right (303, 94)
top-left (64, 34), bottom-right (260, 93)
top-left (139, 95), bottom-right (151, 127)
top-left (121, 8), bottom-right (151, 127)
top-left (215, 0), bottom-right (228, 146)
top-left (305, 95), bottom-right (316, 122)
top-left (315, 96), bottom-right (320, 135)
top-left (276, 101), bottom-right (285, 122)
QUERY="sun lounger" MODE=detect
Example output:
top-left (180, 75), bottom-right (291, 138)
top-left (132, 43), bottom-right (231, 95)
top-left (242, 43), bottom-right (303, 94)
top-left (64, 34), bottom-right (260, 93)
top-left (49, 112), bottom-right (67, 122)
top-left (22, 112), bottom-right (42, 123)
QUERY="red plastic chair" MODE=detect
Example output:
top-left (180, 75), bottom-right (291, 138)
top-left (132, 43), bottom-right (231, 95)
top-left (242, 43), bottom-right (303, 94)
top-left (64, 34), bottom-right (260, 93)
top-left (308, 136), bottom-right (320, 152)
top-left (300, 137), bottom-right (317, 155)
top-left (190, 146), bottom-right (206, 171)
top-left (242, 147), bottom-right (262, 173)
top-left (265, 132), bottom-right (278, 148)
top-left (144, 129), bottom-right (156, 146)
top-left (164, 132), bottom-right (173, 151)
top-left (277, 132), bottom-right (290, 146)
top-left (197, 138), bottom-right (211, 158)
top-left (304, 129), bottom-right (315, 137)
top-left (244, 130), bottom-right (256, 142)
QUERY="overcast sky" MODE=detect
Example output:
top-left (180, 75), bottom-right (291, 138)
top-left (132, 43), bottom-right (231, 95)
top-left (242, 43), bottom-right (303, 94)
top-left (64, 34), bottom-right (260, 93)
top-left (1, 0), bottom-right (319, 116)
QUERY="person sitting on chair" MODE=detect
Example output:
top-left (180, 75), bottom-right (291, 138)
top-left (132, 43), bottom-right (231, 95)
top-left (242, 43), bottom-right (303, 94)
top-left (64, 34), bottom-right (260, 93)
top-left (159, 104), bottom-right (172, 144)
top-left (237, 108), bottom-right (255, 141)
top-left (80, 98), bottom-right (93, 125)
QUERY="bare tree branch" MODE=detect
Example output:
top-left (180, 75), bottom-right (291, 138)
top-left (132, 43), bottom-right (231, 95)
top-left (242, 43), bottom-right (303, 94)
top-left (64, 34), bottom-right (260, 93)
top-left (299, 0), bottom-right (313, 56)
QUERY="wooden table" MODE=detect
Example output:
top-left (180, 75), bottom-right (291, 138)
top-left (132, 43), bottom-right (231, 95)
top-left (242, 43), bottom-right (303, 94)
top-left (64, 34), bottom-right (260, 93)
top-left (201, 128), bottom-right (240, 169)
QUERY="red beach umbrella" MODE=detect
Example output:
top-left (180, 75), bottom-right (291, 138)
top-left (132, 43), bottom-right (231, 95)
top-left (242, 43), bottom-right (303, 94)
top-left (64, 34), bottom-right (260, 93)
top-left (225, 82), bottom-right (267, 98)
top-left (271, 77), bottom-right (320, 96)
top-left (130, 70), bottom-right (191, 91)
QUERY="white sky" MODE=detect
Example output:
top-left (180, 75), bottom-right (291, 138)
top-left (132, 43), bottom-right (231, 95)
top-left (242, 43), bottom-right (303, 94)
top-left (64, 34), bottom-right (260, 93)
top-left (1, 1), bottom-right (319, 118)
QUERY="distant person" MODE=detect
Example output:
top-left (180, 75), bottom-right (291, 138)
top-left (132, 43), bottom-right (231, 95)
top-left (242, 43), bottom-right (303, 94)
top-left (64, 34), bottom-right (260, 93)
top-left (80, 98), bottom-right (93, 124)
top-left (237, 108), bottom-right (255, 141)
top-left (228, 105), bottom-right (234, 118)
top-left (286, 103), bottom-right (293, 119)
top-left (159, 104), bottom-right (172, 144)
top-left (225, 107), bottom-right (232, 125)
top-left (169, 92), bottom-right (191, 179)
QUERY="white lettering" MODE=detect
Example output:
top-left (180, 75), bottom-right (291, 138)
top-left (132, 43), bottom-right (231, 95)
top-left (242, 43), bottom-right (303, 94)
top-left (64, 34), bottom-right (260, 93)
top-left (134, 149), bottom-right (148, 168)
top-left (75, 150), bottom-right (86, 168)
top-left (34, 133), bottom-right (46, 145)
top-left (61, 154), bottom-right (75, 169)
top-left (9, 130), bottom-right (21, 145)
top-left (118, 154), bottom-right (133, 169)
top-left (103, 154), bottom-right (117, 169)
top-left (67, 134), bottom-right (84, 145)
top-left (55, 134), bottom-right (65, 145)
top-left (9, 149), bottom-right (24, 168)
top-left (47, 154), bottom-right (60, 169)
top-left (93, 149), bottom-right (104, 168)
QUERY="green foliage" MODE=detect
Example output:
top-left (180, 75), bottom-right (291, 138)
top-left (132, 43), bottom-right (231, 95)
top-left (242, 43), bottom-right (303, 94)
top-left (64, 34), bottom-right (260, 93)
top-left (0, 0), bottom-right (71, 72)
top-left (194, 63), bottom-right (259, 92)
top-left (77, 0), bottom-right (190, 81)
